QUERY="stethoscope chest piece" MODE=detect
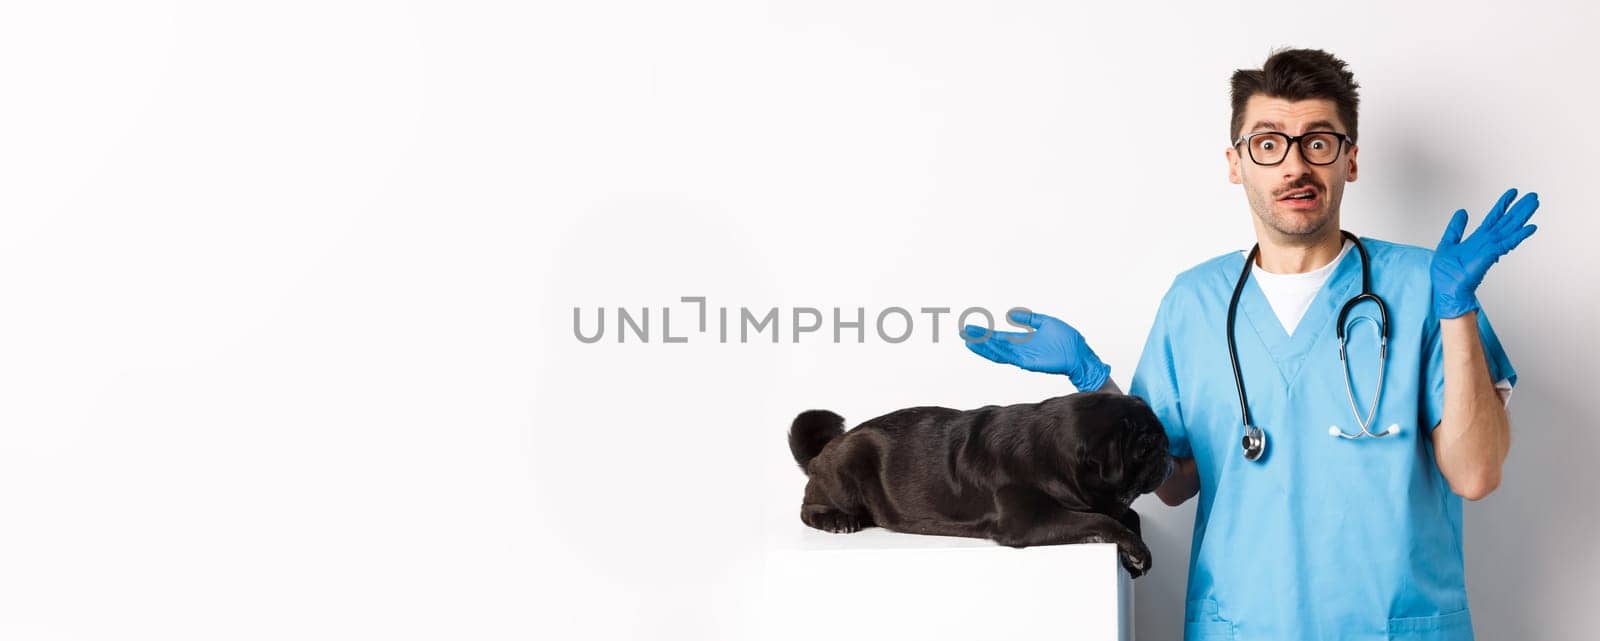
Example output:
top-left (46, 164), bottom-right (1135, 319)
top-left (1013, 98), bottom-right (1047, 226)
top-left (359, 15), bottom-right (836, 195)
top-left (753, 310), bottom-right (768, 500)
top-left (1242, 425), bottom-right (1267, 461)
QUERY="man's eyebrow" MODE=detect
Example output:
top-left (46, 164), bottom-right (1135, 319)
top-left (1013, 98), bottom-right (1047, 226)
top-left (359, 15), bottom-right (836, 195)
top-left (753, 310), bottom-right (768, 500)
top-left (1246, 119), bottom-right (1341, 134)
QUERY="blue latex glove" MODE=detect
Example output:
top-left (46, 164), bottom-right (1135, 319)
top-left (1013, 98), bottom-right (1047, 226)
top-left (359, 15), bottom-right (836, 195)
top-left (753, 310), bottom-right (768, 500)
top-left (1432, 187), bottom-right (1540, 319)
top-left (963, 309), bottom-right (1110, 392)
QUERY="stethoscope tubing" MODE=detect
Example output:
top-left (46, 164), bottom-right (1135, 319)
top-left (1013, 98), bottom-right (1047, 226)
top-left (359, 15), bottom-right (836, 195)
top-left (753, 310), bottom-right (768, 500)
top-left (1229, 230), bottom-right (1396, 462)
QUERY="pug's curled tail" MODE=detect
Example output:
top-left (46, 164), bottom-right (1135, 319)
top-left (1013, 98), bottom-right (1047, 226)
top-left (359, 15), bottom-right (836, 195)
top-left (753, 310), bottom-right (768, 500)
top-left (788, 410), bottom-right (845, 474)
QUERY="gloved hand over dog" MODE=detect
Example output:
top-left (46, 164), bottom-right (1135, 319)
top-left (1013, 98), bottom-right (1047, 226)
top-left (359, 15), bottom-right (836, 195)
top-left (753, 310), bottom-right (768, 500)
top-left (964, 309), bottom-right (1111, 393)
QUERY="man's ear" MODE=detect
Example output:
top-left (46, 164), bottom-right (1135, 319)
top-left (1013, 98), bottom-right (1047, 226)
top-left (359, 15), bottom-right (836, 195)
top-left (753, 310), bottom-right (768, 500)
top-left (1227, 146), bottom-right (1243, 184)
top-left (1345, 143), bottom-right (1359, 182)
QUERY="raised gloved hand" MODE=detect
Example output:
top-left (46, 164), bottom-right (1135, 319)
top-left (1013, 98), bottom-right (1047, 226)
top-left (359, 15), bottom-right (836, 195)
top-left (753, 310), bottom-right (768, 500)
top-left (1431, 187), bottom-right (1540, 319)
top-left (963, 309), bottom-right (1110, 392)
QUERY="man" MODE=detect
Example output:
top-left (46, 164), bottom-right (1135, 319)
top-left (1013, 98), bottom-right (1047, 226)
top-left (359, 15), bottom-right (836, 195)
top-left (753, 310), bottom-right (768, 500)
top-left (963, 48), bottom-right (1537, 640)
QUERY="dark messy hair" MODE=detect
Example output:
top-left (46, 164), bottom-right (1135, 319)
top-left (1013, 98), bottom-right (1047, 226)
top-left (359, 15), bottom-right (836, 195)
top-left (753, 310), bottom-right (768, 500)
top-left (1229, 48), bottom-right (1361, 144)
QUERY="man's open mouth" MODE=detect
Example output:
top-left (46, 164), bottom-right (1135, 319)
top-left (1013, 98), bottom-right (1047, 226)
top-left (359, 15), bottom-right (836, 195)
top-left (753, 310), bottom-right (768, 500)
top-left (1279, 187), bottom-right (1319, 201)
top-left (1278, 186), bottom-right (1320, 209)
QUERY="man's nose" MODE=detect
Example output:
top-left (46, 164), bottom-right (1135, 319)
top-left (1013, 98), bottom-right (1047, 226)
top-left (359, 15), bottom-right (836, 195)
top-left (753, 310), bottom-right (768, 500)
top-left (1279, 141), bottom-right (1311, 178)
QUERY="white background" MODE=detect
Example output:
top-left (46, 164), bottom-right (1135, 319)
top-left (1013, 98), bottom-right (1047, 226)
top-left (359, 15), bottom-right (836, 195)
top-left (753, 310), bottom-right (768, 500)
top-left (2, 1), bottom-right (1596, 639)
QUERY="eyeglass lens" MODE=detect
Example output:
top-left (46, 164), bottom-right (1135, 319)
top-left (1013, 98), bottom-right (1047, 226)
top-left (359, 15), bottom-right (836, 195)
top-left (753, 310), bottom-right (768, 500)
top-left (1247, 132), bottom-right (1343, 165)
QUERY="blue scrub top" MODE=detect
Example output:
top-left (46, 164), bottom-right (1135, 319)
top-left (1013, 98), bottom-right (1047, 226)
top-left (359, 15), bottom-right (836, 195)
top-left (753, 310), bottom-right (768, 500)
top-left (1130, 237), bottom-right (1515, 641)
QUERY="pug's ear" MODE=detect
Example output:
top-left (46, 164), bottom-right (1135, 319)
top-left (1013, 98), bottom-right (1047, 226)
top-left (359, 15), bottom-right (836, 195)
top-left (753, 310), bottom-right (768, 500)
top-left (1074, 441), bottom-right (1111, 484)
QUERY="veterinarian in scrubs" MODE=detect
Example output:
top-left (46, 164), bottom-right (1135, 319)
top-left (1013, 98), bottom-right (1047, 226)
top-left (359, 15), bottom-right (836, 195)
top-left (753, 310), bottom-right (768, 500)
top-left (963, 48), bottom-right (1535, 641)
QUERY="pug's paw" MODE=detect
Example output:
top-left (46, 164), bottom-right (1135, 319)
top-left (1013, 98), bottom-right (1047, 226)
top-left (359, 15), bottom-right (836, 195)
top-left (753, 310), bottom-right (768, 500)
top-left (803, 508), bottom-right (866, 534)
top-left (1118, 539), bottom-right (1152, 578)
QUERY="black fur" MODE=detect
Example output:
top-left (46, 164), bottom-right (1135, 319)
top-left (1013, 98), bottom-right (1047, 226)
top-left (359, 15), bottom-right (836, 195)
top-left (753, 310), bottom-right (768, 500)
top-left (787, 392), bottom-right (1172, 578)
top-left (788, 409), bottom-right (845, 471)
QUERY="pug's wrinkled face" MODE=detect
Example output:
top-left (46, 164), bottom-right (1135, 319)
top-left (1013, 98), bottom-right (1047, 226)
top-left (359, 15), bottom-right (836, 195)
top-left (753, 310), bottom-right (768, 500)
top-left (1069, 394), bottom-right (1174, 506)
top-left (1114, 404), bottom-right (1174, 505)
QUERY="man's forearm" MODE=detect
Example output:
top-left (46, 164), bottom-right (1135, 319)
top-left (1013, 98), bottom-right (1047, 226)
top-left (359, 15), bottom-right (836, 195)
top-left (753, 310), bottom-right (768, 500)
top-left (1432, 311), bottom-right (1512, 500)
top-left (1156, 456), bottom-right (1199, 506)
top-left (1097, 378), bottom-right (1123, 394)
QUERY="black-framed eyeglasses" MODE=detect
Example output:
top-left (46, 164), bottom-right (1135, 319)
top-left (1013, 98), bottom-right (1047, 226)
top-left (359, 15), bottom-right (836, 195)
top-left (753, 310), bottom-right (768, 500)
top-left (1232, 130), bottom-right (1354, 166)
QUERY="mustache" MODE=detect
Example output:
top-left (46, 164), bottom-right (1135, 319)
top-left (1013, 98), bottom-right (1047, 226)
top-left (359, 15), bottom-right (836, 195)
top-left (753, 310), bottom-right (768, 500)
top-left (1276, 176), bottom-right (1325, 198)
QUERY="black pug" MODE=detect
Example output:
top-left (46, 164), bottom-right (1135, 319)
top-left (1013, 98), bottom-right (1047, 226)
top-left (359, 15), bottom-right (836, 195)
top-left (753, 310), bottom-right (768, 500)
top-left (787, 392), bottom-right (1172, 577)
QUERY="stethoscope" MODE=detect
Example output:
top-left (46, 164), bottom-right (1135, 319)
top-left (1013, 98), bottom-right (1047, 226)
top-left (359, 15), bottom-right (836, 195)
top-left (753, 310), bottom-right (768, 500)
top-left (1227, 230), bottom-right (1398, 462)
